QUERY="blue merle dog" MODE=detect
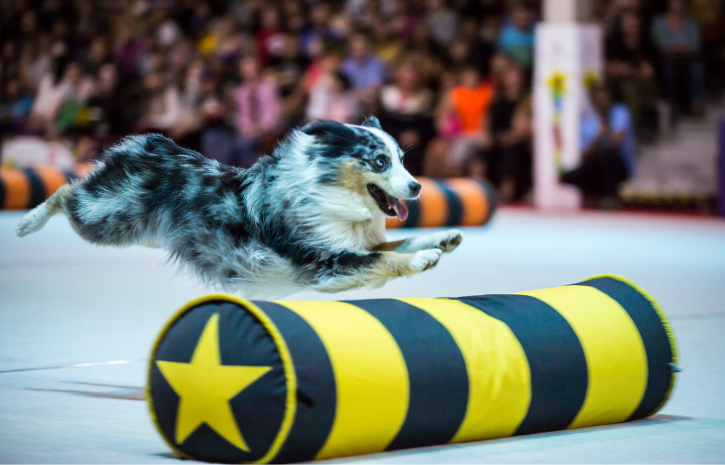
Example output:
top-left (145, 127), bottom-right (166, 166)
top-left (16, 117), bottom-right (462, 299)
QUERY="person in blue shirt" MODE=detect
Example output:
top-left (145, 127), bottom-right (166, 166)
top-left (0, 78), bottom-right (34, 135)
top-left (340, 30), bottom-right (387, 110)
top-left (496, 1), bottom-right (535, 70)
top-left (562, 83), bottom-right (635, 202)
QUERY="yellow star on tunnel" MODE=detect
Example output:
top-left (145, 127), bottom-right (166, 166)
top-left (156, 313), bottom-right (271, 452)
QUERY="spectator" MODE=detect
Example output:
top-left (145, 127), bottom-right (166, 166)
top-left (0, 77), bottom-right (34, 134)
top-left (271, 33), bottom-right (309, 126)
top-left (113, 24), bottom-right (144, 79)
top-left (340, 30), bottom-right (386, 109)
top-left (497, 1), bottom-right (535, 71)
top-left (301, 3), bottom-right (342, 58)
top-left (562, 83), bottom-right (635, 204)
top-left (87, 63), bottom-right (131, 137)
top-left (29, 60), bottom-right (93, 135)
top-left (306, 70), bottom-right (361, 124)
top-left (233, 55), bottom-right (281, 168)
top-left (137, 70), bottom-right (182, 135)
top-left (425, 65), bottom-right (494, 177)
top-left (197, 72), bottom-right (234, 164)
top-left (425, 0), bottom-right (459, 49)
top-left (477, 63), bottom-right (532, 200)
top-left (651, 0), bottom-right (706, 115)
top-left (606, 10), bottom-right (657, 138)
top-left (378, 59), bottom-right (435, 176)
top-left (256, 6), bottom-right (285, 67)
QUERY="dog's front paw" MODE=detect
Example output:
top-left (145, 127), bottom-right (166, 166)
top-left (410, 249), bottom-right (443, 273)
top-left (437, 229), bottom-right (463, 253)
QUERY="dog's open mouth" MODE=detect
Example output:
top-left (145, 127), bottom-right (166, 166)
top-left (367, 184), bottom-right (409, 221)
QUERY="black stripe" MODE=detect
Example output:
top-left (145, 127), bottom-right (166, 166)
top-left (254, 301), bottom-right (336, 463)
top-left (23, 169), bottom-right (46, 209)
top-left (477, 179), bottom-right (497, 224)
top-left (0, 174), bottom-right (6, 209)
top-left (348, 299), bottom-right (468, 450)
top-left (63, 170), bottom-right (78, 182)
top-left (576, 277), bottom-right (675, 420)
top-left (150, 300), bottom-right (287, 463)
top-left (435, 180), bottom-right (463, 226)
top-left (454, 295), bottom-right (588, 435)
top-left (403, 198), bottom-right (420, 228)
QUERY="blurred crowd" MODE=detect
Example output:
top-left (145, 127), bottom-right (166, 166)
top-left (1, 0), bottom-right (724, 202)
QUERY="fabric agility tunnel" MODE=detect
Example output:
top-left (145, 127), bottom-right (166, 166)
top-left (0, 165), bottom-right (91, 210)
top-left (385, 177), bottom-right (497, 228)
top-left (147, 275), bottom-right (677, 463)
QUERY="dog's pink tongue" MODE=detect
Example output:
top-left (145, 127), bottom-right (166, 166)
top-left (390, 197), bottom-right (409, 221)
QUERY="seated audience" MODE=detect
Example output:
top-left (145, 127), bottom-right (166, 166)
top-left (378, 59), bottom-right (435, 176)
top-left (606, 10), bottom-right (657, 138)
top-left (340, 30), bottom-right (386, 110)
top-left (496, 1), bottom-right (535, 72)
top-left (0, 78), bottom-right (33, 135)
top-left (306, 70), bottom-right (361, 124)
top-left (651, 0), bottom-right (706, 115)
top-left (233, 55), bottom-right (281, 168)
top-left (136, 70), bottom-right (182, 135)
top-left (476, 63), bottom-right (532, 201)
top-left (562, 83), bottom-right (635, 204)
top-left (425, 65), bottom-right (494, 178)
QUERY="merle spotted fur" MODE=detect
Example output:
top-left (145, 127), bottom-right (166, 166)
top-left (16, 117), bottom-right (462, 299)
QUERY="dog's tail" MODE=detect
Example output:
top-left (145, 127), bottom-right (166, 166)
top-left (16, 184), bottom-right (72, 237)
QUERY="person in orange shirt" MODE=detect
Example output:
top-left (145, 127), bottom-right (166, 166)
top-left (424, 65), bottom-right (494, 177)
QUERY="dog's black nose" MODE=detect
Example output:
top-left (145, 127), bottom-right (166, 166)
top-left (409, 182), bottom-right (422, 196)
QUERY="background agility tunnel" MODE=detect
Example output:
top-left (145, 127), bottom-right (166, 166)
top-left (385, 177), bottom-right (497, 228)
top-left (0, 166), bottom-right (90, 210)
top-left (148, 275), bottom-right (677, 463)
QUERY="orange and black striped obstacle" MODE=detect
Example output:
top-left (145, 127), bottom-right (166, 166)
top-left (386, 178), bottom-right (497, 228)
top-left (1, 168), bottom-right (497, 229)
top-left (0, 166), bottom-right (90, 210)
top-left (148, 275), bottom-right (677, 463)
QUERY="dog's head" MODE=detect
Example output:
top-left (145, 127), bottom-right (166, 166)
top-left (298, 117), bottom-right (420, 221)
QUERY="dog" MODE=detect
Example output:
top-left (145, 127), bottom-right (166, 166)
top-left (16, 117), bottom-right (462, 299)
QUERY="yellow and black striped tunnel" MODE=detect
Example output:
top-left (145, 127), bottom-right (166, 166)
top-left (148, 275), bottom-right (677, 463)
top-left (385, 177), bottom-right (497, 229)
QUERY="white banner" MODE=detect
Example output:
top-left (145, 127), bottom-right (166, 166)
top-left (533, 23), bottom-right (602, 210)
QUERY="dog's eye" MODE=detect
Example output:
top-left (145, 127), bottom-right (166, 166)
top-left (374, 156), bottom-right (389, 170)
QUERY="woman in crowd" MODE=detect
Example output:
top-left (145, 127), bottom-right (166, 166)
top-left (425, 65), bottom-right (494, 178)
top-left (475, 62), bottom-right (532, 201)
top-left (378, 58), bottom-right (434, 176)
top-left (233, 54), bottom-right (281, 168)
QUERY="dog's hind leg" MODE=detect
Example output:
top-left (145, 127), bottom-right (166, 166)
top-left (16, 184), bottom-right (73, 237)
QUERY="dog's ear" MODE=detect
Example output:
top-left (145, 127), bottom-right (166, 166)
top-left (360, 115), bottom-right (382, 130)
top-left (300, 120), bottom-right (360, 158)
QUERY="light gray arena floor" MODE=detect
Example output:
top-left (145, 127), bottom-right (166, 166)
top-left (1, 208), bottom-right (724, 463)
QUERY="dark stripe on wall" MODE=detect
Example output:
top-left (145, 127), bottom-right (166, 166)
top-left (435, 180), bottom-right (463, 227)
top-left (347, 299), bottom-right (469, 450)
top-left (455, 295), bottom-right (588, 435)
top-left (23, 169), bottom-right (46, 209)
top-left (576, 277), bottom-right (675, 420)
top-left (254, 301), bottom-right (336, 463)
top-left (403, 198), bottom-right (421, 228)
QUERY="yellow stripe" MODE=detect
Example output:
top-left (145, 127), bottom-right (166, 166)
top-left (399, 298), bottom-right (530, 442)
top-left (585, 274), bottom-right (678, 415)
top-left (517, 286), bottom-right (648, 428)
top-left (279, 301), bottom-right (409, 459)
